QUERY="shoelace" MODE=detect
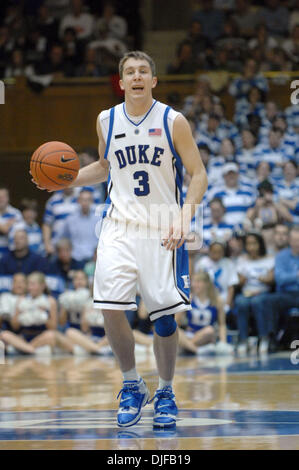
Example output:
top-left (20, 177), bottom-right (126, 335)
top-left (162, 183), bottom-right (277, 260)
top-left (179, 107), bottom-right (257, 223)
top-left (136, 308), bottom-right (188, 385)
top-left (149, 388), bottom-right (175, 407)
top-left (117, 384), bottom-right (140, 409)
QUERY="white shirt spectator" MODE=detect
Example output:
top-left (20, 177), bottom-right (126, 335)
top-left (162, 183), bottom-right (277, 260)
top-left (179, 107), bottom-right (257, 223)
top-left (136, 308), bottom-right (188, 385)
top-left (237, 255), bottom-right (274, 296)
top-left (195, 256), bottom-right (239, 304)
top-left (59, 11), bottom-right (94, 40)
top-left (94, 14), bottom-right (127, 41)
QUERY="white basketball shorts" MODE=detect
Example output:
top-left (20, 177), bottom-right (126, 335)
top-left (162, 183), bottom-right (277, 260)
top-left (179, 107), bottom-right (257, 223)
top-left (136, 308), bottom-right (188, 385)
top-left (93, 218), bottom-right (191, 321)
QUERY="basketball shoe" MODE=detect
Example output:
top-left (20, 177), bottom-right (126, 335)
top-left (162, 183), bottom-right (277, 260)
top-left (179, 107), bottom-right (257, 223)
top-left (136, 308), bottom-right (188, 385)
top-left (117, 378), bottom-right (149, 427)
top-left (151, 386), bottom-right (178, 428)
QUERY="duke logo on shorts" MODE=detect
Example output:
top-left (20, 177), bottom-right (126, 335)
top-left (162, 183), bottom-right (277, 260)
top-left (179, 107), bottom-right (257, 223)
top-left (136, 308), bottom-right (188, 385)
top-left (93, 100), bottom-right (191, 320)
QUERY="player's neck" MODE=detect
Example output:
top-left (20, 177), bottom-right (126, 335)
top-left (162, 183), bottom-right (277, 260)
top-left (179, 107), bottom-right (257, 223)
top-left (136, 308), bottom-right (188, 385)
top-left (124, 95), bottom-right (154, 117)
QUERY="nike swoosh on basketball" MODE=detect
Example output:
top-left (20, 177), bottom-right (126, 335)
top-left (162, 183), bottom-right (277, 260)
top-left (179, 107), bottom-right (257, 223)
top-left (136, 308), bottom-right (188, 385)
top-left (61, 155), bottom-right (76, 163)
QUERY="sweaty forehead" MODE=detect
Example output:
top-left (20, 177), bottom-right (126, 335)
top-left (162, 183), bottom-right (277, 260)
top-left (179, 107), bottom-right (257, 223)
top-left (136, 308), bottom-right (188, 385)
top-left (123, 58), bottom-right (151, 71)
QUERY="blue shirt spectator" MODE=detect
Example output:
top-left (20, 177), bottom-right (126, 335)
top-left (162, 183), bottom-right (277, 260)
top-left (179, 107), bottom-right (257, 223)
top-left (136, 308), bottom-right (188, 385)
top-left (275, 248), bottom-right (299, 293)
top-left (0, 229), bottom-right (49, 275)
top-left (0, 188), bottom-right (23, 260)
top-left (229, 59), bottom-right (268, 102)
top-left (61, 190), bottom-right (99, 262)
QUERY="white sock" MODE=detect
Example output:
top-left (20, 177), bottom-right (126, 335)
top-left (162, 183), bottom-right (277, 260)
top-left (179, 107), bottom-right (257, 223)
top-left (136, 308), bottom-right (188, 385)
top-left (158, 378), bottom-right (173, 390)
top-left (123, 367), bottom-right (139, 382)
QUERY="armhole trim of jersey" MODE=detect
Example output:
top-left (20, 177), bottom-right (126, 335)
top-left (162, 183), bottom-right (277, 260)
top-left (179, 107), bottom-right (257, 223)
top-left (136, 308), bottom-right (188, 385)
top-left (163, 106), bottom-right (181, 163)
top-left (103, 107), bottom-right (115, 160)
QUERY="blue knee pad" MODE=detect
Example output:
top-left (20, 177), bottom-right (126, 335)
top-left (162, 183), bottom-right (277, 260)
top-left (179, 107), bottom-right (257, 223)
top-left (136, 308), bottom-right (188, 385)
top-left (154, 315), bottom-right (177, 337)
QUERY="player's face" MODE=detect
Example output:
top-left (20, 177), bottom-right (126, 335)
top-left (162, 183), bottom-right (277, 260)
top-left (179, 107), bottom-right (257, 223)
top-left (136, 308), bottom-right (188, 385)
top-left (119, 59), bottom-right (157, 99)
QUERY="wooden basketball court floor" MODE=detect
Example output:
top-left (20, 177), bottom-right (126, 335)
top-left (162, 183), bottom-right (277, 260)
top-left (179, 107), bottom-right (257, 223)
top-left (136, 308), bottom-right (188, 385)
top-left (0, 351), bottom-right (298, 450)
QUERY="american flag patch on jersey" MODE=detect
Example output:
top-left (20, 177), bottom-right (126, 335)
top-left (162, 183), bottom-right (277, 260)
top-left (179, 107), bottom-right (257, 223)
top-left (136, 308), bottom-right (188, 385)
top-left (148, 128), bottom-right (162, 136)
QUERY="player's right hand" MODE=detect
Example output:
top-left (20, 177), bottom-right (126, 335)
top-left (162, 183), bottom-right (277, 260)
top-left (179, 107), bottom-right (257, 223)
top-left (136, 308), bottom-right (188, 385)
top-left (29, 170), bottom-right (54, 192)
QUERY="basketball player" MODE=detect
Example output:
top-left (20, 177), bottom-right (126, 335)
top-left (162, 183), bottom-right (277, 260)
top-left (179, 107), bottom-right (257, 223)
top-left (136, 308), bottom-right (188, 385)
top-left (34, 51), bottom-right (208, 428)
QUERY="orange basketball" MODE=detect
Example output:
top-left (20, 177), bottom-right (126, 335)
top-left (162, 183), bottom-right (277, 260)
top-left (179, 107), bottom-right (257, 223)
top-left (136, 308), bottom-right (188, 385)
top-left (30, 141), bottom-right (80, 191)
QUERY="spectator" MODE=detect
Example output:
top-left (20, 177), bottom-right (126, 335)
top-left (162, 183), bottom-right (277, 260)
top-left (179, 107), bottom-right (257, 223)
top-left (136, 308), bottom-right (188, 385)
top-left (260, 101), bottom-right (280, 143)
top-left (267, 223), bottom-right (290, 255)
top-left (195, 240), bottom-right (239, 312)
top-left (0, 25), bottom-right (15, 79)
top-left (265, 226), bottom-right (299, 341)
top-left (282, 24), bottom-right (299, 69)
top-left (248, 24), bottom-right (278, 51)
top-left (231, 0), bottom-right (260, 38)
top-left (176, 271), bottom-right (229, 355)
top-left (78, 148), bottom-right (106, 202)
top-left (167, 41), bottom-right (198, 74)
top-left (59, 0), bottom-right (94, 41)
top-left (181, 77), bottom-right (212, 120)
top-left (35, 3), bottom-right (59, 43)
top-left (48, 238), bottom-right (85, 285)
top-left (253, 127), bottom-right (293, 180)
top-left (289, 0), bottom-right (299, 33)
top-left (94, 2), bottom-right (127, 43)
top-left (35, 43), bottom-right (75, 77)
top-left (276, 160), bottom-right (299, 202)
top-left (0, 230), bottom-right (49, 276)
top-left (61, 27), bottom-right (83, 69)
top-left (258, 0), bottom-right (290, 39)
top-left (196, 113), bottom-right (222, 154)
top-left (76, 45), bottom-right (108, 76)
top-left (229, 58), bottom-right (269, 102)
top-left (211, 163), bottom-right (256, 228)
top-left (186, 20), bottom-right (210, 63)
top-left (4, 49), bottom-right (34, 79)
top-left (202, 198), bottom-right (234, 248)
top-left (208, 138), bottom-right (237, 184)
top-left (235, 232), bottom-right (274, 356)
top-left (0, 188), bottom-right (23, 260)
top-left (1, 271), bottom-right (73, 355)
top-left (192, 0), bottom-right (224, 41)
top-left (9, 199), bottom-right (44, 255)
top-left (42, 188), bottom-right (79, 256)
top-left (24, 28), bottom-right (48, 67)
top-left (0, 273), bottom-right (27, 332)
top-left (234, 86), bottom-right (265, 129)
top-left (61, 189), bottom-right (99, 263)
top-left (236, 128), bottom-right (258, 179)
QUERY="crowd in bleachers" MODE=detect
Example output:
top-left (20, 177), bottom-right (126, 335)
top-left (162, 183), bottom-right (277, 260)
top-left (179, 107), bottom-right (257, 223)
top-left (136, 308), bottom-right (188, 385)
top-left (0, 0), bottom-right (299, 359)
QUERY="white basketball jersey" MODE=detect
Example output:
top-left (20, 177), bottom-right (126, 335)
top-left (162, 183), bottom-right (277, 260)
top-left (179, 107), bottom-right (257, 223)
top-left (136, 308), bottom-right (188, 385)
top-left (98, 100), bottom-right (183, 231)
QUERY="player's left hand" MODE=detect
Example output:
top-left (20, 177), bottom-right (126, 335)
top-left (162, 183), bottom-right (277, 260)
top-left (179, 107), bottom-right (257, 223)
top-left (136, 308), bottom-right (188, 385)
top-left (162, 216), bottom-right (189, 251)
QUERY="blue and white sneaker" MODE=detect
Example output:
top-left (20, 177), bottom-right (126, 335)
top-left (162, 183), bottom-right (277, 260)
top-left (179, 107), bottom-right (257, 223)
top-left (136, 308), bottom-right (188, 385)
top-left (151, 386), bottom-right (178, 428)
top-left (117, 378), bottom-right (149, 427)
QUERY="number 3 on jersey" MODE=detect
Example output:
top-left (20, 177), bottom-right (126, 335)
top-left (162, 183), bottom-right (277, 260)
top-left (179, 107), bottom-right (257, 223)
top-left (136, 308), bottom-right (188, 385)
top-left (133, 170), bottom-right (150, 196)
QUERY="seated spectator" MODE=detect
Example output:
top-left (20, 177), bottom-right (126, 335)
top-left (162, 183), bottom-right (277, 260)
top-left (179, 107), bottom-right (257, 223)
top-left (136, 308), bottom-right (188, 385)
top-left (35, 43), bottom-right (75, 77)
top-left (227, 230), bottom-right (245, 262)
top-left (59, 0), bottom-right (94, 41)
top-left (195, 240), bottom-right (239, 313)
top-left (24, 28), bottom-right (48, 67)
top-left (196, 113), bottom-right (222, 155)
top-left (235, 232), bottom-right (274, 356)
top-left (186, 20), bottom-right (210, 64)
top-left (78, 148), bottom-right (107, 202)
top-left (228, 58), bottom-right (269, 103)
top-left (266, 47), bottom-right (293, 81)
top-left (0, 230), bottom-right (49, 276)
top-left (42, 188), bottom-right (79, 256)
top-left (48, 238), bottom-right (85, 286)
top-left (61, 27), bottom-right (83, 69)
top-left (231, 0), bottom-right (260, 38)
top-left (213, 102), bottom-right (241, 150)
top-left (203, 199), bottom-right (234, 249)
top-left (0, 271), bottom-right (73, 355)
top-left (248, 24), bottom-right (278, 52)
top-left (0, 187), bottom-right (23, 260)
top-left (258, 0), bottom-right (289, 39)
top-left (253, 127), bottom-right (293, 180)
top-left (285, 103), bottom-right (299, 132)
top-left (211, 163), bottom-right (256, 228)
top-left (192, 0), bottom-right (224, 41)
top-left (0, 273), bottom-right (27, 332)
top-left (94, 2), bottom-right (128, 43)
top-left (259, 101), bottom-right (280, 143)
top-left (76, 46), bottom-right (109, 77)
top-left (245, 180), bottom-right (291, 232)
top-left (167, 41), bottom-right (198, 75)
top-left (234, 86), bottom-right (265, 128)
top-left (9, 199), bottom-right (44, 255)
top-left (264, 226), bottom-right (299, 341)
top-left (272, 114), bottom-right (298, 152)
top-left (176, 271), bottom-right (231, 355)
top-left (276, 160), bottom-right (299, 202)
top-left (236, 128), bottom-right (258, 179)
top-left (182, 77), bottom-right (213, 120)
top-left (208, 138), bottom-right (237, 185)
top-left (216, 17), bottom-right (246, 64)
top-left (4, 49), bottom-right (34, 79)
top-left (267, 223), bottom-right (290, 256)
top-left (35, 4), bottom-right (59, 43)
top-left (61, 189), bottom-right (99, 264)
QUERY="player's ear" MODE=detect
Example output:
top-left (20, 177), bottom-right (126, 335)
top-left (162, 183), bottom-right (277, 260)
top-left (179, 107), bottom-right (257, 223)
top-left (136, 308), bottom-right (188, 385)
top-left (119, 79), bottom-right (124, 91)
top-left (152, 76), bottom-right (158, 89)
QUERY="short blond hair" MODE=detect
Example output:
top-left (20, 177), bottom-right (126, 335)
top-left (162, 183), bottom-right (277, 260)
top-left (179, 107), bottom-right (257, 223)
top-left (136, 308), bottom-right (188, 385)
top-left (119, 50), bottom-right (156, 78)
